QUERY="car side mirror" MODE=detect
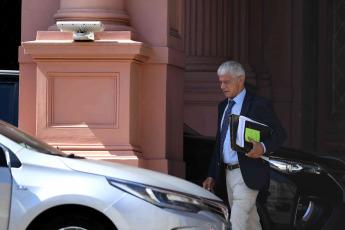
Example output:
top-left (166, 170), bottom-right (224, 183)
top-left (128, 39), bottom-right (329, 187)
top-left (0, 144), bottom-right (21, 168)
top-left (0, 146), bottom-right (7, 167)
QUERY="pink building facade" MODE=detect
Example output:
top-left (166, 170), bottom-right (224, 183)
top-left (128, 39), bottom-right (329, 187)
top-left (22, 0), bottom-right (336, 178)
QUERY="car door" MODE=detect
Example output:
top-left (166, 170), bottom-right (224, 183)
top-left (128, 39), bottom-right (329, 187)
top-left (0, 146), bottom-right (12, 230)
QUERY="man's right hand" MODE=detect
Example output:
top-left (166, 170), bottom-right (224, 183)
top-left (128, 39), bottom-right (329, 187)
top-left (203, 177), bottom-right (215, 193)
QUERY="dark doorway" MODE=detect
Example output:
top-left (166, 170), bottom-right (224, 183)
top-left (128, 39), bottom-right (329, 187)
top-left (317, 0), bottom-right (345, 154)
top-left (0, 0), bottom-right (21, 126)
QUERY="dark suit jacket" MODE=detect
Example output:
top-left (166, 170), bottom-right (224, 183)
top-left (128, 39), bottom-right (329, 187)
top-left (207, 91), bottom-right (287, 190)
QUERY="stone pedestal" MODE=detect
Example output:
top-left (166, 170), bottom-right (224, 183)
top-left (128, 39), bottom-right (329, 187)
top-left (22, 31), bottom-right (150, 166)
top-left (20, 0), bottom-right (186, 178)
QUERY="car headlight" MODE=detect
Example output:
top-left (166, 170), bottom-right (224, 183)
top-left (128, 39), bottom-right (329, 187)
top-left (269, 159), bottom-right (325, 175)
top-left (107, 177), bottom-right (229, 221)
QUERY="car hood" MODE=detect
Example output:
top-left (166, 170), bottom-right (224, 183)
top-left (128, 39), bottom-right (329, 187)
top-left (273, 147), bottom-right (345, 165)
top-left (60, 157), bottom-right (220, 201)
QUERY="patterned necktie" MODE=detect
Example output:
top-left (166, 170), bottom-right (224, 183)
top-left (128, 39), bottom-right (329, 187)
top-left (220, 99), bottom-right (235, 154)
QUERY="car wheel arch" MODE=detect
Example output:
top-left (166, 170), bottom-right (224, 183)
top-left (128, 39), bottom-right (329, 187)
top-left (26, 204), bottom-right (118, 230)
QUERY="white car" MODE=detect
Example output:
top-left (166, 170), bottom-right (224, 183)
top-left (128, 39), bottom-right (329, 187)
top-left (0, 120), bottom-right (231, 230)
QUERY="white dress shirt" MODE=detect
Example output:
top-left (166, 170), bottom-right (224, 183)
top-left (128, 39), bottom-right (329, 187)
top-left (221, 89), bottom-right (246, 164)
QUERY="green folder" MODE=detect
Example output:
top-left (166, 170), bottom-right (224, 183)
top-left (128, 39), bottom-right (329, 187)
top-left (230, 114), bottom-right (272, 153)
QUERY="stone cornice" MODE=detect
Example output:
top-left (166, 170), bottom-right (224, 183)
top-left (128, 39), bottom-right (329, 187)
top-left (22, 31), bottom-right (151, 62)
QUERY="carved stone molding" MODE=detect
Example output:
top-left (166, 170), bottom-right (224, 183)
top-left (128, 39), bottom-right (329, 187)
top-left (184, 0), bottom-right (234, 71)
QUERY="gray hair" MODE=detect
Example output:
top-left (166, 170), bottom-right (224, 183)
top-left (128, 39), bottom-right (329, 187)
top-left (217, 61), bottom-right (245, 79)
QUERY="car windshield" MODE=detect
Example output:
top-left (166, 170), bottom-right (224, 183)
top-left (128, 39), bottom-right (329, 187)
top-left (0, 120), bottom-right (67, 157)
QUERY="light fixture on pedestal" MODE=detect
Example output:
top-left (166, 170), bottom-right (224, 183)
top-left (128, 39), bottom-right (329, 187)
top-left (57, 21), bottom-right (105, 41)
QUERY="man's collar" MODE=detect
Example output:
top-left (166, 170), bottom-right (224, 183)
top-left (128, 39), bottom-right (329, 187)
top-left (229, 89), bottom-right (246, 104)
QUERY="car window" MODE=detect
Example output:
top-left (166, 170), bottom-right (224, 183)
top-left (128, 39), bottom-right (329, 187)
top-left (0, 120), bottom-right (67, 157)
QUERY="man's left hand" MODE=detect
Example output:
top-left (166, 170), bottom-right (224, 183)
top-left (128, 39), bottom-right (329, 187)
top-left (246, 137), bottom-right (264, 158)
